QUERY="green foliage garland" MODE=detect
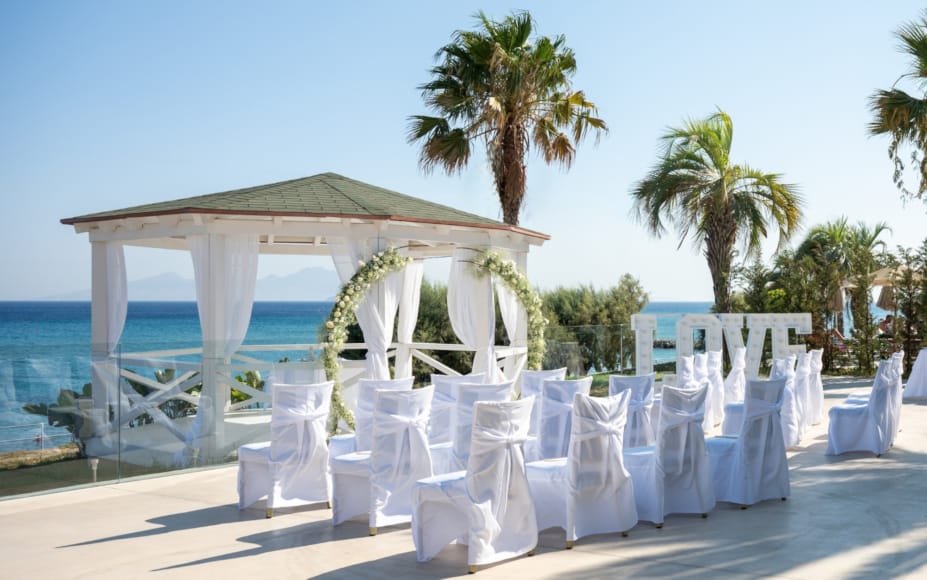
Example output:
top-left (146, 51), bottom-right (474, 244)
top-left (323, 246), bottom-right (412, 434)
top-left (471, 250), bottom-right (548, 370)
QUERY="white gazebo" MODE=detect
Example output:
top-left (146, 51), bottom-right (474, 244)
top-left (61, 173), bottom-right (549, 465)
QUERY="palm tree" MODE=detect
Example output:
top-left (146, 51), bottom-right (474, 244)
top-left (630, 110), bottom-right (803, 313)
top-left (869, 10), bottom-right (927, 202)
top-left (408, 10), bottom-right (607, 225)
top-left (792, 218), bottom-right (891, 372)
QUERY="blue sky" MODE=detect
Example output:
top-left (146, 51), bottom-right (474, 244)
top-left (1, 1), bottom-right (925, 301)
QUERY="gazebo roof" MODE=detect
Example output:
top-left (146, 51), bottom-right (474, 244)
top-left (61, 172), bottom-right (549, 255)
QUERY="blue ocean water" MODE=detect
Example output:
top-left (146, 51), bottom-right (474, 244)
top-left (638, 301), bottom-right (713, 365)
top-left (0, 301), bottom-right (332, 452)
top-left (0, 299), bottom-right (886, 452)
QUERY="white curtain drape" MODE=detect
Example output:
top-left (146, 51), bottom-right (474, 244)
top-left (394, 258), bottom-right (424, 378)
top-left (101, 242), bottom-right (128, 354)
top-left (448, 248), bottom-right (501, 381)
top-left (190, 234), bottom-right (259, 359)
top-left (90, 242), bottom-right (129, 430)
top-left (329, 238), bottom-right (402, 380)
top-left (494, 250), bottom-right (525, 381)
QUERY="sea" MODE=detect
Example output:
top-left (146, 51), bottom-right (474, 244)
top-left (0, 300), bottom-right (886, 452)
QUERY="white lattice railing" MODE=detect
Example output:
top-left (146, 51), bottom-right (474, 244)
top-left (104, 341), bottom-right (527, 448)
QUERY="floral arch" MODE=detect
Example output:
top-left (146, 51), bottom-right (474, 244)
top-left (322, 247), bottom-right (547, 434)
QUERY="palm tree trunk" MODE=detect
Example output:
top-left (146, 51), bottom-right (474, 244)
top-left (704, 216), bottom-right (737, 313)
top-left (494, 123), bottom-right (528, 225)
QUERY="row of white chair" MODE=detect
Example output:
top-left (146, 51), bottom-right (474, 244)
top-left (237, 369), bottom-right (793, 574)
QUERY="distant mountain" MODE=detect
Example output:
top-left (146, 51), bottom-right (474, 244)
top-left (254, 267), bottom-right (340, 301)
top-left (41, 268), bottom-right (340, 301)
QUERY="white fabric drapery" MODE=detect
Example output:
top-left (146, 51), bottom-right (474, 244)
top-left (394, 258), bottom-right (424, 379)
top-left (188, 234), bottom-right (259, 453)
top-left (190, 234), bottom-right (259, 359)
top-left (90, 241), bottom-right (129, 427)
top-left (330, 238), bottom-right (403, 380)
top-left (448, 248), bottom-right (501, 381)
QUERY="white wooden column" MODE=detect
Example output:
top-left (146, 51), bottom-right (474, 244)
top-left (197, 241), bottom-right (228, 458)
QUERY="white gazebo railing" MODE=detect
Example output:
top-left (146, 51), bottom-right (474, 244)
top-left (86, 340), bottom-right (527, 467)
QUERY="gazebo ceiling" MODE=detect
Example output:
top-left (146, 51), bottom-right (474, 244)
top-left (61, 173), bottom-right (550, 256)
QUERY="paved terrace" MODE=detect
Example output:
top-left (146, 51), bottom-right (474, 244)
top-left (3, 377), bottom-right (927, 579)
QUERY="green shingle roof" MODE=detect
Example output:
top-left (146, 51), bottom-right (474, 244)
top-left (61, 172), bottom-right (548, 239)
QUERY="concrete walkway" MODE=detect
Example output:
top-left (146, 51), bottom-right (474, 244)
top-left (3, 377), bottom-right (927, 579)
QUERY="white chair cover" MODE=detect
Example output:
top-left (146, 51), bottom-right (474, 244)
top-left (721, 355), bottom-right (797, 442)
top-left (794, 352), bottom-right (812, 436)
top-left (624, 383), bottom-right (715, 524)
top-left (903, 348), bottom-right (927, 399)
top-left (412, 397), bottom-right (536, 568)
top-left (693, 354), bottom-right (708, 386)
top-left (609, 373), bottom-right (656, 448)
top-left (352, 377), bottom-right (414, 452)
top-left (777, 355), bottom-right (801, 448)
top-left (888, 352), bottom-right (905, 448)
top-left (444, 381), bottom-right (513, 473)
top-left (537, 377), bottom-right (592, 460)
top-left (707, 377), bottom-right (789, 506)
top-left (723, 347), bottom-right (747, 406)
top-left (428, 373), bottom-right (485, 445)
top-left (237, 381), bottom-right (334, 512)
top-left (526, 391), bottom-right (637, 543)
top-left (676, 355), bottom-right (695, 386)
top-left (706, 350), bottom-right (725, 429)
top-left (806, 348), bottom-right (825, 424)
top-left (826, 359), bottom-right (899, 456)
top-left (331, 386), bottom-right (434, 528)
top-left (519, 368), bottom-right (567, 436)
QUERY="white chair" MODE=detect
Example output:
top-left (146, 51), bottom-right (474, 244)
top-left (903, 348), bottom-right (927, 400)
top-left (609, 373), bottom-right (656, 448)
top-left (433, 380), bottom-right (513, 474)
top-left (624, 383), bottom-right (715, 527)
top-left (237, 380), bottom-right (334, 517)
top-left (707, 377), bottom-right (789, 507)
top-left (805, 348), bottom-right (824, 424)
top-left (777, 354), bottom-right (801, 448)
top-left (329, 377), bottom-right (414, 458)
top-left (536, 377), bottom-right (593, 460)
top-left (526, 391), bottom-right (637, 548)
top-left (428, 373), bottom-right (485, 445)
top-left (693, 353), bottom-right (709, 388)
top-left (826, 358), bottom-right (901, 456)
top-left (412, 397), bottom-right (536, 573)
top-left (706, 350), bottom-right (725, 430)
top-left (721, 355), bottom-right (795, 441)
top-left (519, 368), bottom-right (567, 436)
top-left (331, 386), bottom-right (434, 533)
top-left (723, 347), bottom-right (747, 406)
top-left (794, 352), bottom-right (812, 437)
top-left (676, 355), bottom-right (695, 387)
